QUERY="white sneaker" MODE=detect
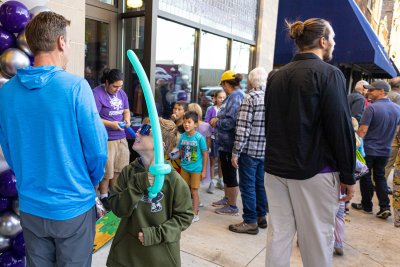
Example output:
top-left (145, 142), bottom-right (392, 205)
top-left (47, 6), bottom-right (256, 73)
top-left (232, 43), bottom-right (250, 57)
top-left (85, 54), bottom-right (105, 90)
top-left (192, 213), bottom-right (200, 223)
top-left (207, 181), bottom-right (215, 194)
top-left (216, 178), bottom-right (224, 190)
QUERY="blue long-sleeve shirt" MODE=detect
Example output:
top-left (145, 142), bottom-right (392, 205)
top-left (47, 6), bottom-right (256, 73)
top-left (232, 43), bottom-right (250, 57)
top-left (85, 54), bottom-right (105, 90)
top-left (216, 89), bottom-right (245, 153)
top-left (0, 66), bottom-right (108, 220)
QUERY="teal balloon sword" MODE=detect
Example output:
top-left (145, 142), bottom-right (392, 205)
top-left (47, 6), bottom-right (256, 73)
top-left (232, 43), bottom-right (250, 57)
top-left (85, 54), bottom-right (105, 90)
top-left (126, 49), bottom-right (171, 198)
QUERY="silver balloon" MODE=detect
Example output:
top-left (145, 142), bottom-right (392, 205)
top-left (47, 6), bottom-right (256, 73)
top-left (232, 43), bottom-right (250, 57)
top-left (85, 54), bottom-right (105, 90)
top-left (30, 6), bottom-right (51, 17)
top-left (0, 213), bottom-right (22, 237)
top-left (0, 71), bottom-right (9, 89)
top-left (0, 234), bottom-right (11, 252)
top-left (18, 0), bottom-right (49, 10)
top-left (0, 48), bottom-right (30, 78)
top-left (12, 199), bottom-right (19, 216)
top-left (17, 30), bottom-right (33, 57)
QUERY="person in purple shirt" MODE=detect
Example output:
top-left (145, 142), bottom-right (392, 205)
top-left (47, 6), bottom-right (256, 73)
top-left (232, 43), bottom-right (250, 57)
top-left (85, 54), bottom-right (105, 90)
top-left (93, 68), bottom-right (131, 210)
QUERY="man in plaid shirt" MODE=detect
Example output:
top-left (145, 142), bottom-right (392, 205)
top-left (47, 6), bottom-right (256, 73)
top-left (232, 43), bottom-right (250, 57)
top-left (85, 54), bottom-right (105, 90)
top-left (229, 67), bottom-right (268, 235)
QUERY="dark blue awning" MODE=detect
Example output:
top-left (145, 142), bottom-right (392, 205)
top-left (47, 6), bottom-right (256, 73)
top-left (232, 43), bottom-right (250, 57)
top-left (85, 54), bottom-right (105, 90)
top-left (274, 0), bottom-right (398, 78)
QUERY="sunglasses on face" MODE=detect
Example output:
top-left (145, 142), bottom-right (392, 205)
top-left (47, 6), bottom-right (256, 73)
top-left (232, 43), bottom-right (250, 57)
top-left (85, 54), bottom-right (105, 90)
top-left (138, 124), bottom-right (151, 136)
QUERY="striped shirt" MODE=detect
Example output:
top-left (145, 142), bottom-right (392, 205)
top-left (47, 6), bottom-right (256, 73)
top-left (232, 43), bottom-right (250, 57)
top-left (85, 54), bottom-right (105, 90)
top-left (232, 87), bottom-right (266, 159)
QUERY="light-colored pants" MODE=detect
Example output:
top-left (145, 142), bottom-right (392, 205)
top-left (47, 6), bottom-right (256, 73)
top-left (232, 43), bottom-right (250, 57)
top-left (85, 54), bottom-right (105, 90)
top-left (384, 136), bottom-right (399, 179)
top-left (265, 172), bottom-right (340, 267)
top-left (334, 202), bottom-right (346, 249)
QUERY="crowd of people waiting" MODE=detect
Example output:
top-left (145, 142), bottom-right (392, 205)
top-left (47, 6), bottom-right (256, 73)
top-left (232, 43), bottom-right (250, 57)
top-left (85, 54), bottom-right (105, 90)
top-left (1, 11), bottom-right (400, 267)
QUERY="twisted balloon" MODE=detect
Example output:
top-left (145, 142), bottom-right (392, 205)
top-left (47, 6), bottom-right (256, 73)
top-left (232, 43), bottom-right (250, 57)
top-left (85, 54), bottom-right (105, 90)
top-left (126, 50), bottom-right (171, 198)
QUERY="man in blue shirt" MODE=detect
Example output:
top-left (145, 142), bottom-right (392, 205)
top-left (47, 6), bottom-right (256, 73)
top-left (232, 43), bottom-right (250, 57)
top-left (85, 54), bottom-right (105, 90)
top-left (0, 12), bottom-right (108, 266)
top-left (352, 80), bottom-right (400, 219)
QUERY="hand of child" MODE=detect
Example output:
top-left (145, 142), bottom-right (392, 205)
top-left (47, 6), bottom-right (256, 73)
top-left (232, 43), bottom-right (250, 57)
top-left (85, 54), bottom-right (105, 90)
top-left (201, 170), bottom-right (206, 180)
top-left (138, 232), bottom-right (145, 245)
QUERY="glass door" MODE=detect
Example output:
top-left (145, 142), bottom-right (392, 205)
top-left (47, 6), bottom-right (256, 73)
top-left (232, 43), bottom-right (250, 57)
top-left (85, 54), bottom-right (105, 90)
top-left (85, 3), bottom-right (118, 88)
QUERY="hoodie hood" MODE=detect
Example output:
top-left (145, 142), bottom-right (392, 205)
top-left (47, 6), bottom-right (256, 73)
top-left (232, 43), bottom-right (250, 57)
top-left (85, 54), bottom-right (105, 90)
top-left (17, 66), bottom-right (64, 90)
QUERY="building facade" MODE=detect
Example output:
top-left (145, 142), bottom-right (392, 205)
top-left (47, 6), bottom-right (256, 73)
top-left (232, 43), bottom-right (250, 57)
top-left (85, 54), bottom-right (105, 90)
top-left (43, 0), bottom-right (278, 121)
top-left (355, 0), bottom-right (400, 71)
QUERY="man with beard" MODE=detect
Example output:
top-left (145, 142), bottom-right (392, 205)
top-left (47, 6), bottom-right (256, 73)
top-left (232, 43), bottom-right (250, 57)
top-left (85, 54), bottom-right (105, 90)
top-left (264, 18), bottom-right (355, 267)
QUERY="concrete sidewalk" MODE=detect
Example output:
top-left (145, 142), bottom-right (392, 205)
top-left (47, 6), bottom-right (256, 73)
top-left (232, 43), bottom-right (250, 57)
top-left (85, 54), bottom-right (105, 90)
top-left (92, 177), bottom-right (400, 267)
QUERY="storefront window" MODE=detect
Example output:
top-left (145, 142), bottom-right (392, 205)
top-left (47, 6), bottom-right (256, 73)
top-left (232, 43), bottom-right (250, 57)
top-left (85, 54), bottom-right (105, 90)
top-left (231, 41), bottom-right (251, 90)
top-left (159, 0), bottom-right (258, 41)
top-left (84, 19), bottom-right (109, 89)
top-left (155, 18), bottom-right (195, 119)
top-left (123, 17), bottom-right (145, 122)
top-left (99, 0), bottom-right (115, 5)
top-left (198, 32), bottom-right (228, 115)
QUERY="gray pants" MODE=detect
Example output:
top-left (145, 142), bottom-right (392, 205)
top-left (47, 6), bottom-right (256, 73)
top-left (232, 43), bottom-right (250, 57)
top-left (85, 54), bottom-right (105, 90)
top-left (265, 172), bottom-right (340, 267)
top-left (20, 206), bottom-right (96, 267)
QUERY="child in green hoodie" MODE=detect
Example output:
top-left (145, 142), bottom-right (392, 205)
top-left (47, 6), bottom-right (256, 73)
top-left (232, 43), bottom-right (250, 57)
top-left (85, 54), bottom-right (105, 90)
top-left (106, 118), bottom-right (194, 267)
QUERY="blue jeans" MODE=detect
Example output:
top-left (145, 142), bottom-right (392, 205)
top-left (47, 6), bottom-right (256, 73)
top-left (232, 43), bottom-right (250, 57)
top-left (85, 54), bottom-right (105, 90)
top-left (238, 153), bottom-right (268, 223)
top-left (360, 155), bottom-right (390, 210)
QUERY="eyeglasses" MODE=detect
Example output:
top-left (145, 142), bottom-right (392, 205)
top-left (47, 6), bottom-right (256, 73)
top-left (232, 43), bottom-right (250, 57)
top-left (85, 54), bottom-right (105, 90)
top-left (138, 124), bottom-right (151, 136)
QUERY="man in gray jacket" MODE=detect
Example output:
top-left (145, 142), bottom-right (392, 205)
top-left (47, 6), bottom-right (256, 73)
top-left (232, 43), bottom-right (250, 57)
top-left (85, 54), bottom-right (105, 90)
top-left (347, 80), bottom-right (369, 122)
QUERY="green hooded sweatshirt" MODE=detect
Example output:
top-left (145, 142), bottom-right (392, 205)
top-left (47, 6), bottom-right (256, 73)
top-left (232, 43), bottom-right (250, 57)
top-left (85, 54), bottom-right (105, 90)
top-left (106, 159), bottom-right (194, 267)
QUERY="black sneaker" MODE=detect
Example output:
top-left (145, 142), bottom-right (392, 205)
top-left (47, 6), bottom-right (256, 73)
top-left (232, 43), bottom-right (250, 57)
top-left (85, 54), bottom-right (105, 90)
top-left (100, 197), bottom-right (111, 211)
top-left (351, 203), bottom-right (372, 214)
top-left (257, 216), bottom-right (268, 229)
top-left (376, 208), bottom-right (391, 219)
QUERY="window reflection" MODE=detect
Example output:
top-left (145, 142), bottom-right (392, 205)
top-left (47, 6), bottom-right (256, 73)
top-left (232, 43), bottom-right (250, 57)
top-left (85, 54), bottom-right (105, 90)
top-left (155, 18), bottom-right (195, 118)
top-left (198, 32), bottom-right (228, 116)
top-left (123, 17), bottom-right (145, 119)
top-left (84, 19), bottom-right (109, 89)
top-left (99, 0), bottom-right (115, 5)
top-left (231, 41), bottom-right (251, 90)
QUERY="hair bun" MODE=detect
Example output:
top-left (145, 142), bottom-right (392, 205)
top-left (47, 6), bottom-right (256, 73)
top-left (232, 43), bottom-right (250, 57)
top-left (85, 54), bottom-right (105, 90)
top-left (289, 21), bottom-right (305, 39)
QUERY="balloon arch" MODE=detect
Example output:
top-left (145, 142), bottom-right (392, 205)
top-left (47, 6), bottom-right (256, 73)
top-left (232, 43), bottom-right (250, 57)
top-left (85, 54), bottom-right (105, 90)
top-left (0, 1), bottom-right (49, 265)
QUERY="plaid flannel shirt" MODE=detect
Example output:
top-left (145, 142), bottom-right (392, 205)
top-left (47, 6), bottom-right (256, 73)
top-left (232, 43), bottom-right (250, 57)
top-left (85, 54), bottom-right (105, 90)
top-left (232, 87), bottom-right (266, 159)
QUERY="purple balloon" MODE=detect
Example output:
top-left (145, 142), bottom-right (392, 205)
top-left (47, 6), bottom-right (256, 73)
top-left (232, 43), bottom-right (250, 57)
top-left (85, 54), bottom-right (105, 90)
top-left (0, 26), bottom-right (16, 54)
top-left (29, 55), bottom-right (34, 66)
top-left (11, 232), bottom-right (25, 257)
top-left (0, 1), bottom-right (30, 33)
top-left (0, 251), bottom-right (25, 267)
top-left (0, 170), bottom-right (17, 198)
top-left (0, 197), bottom-right (12, 213)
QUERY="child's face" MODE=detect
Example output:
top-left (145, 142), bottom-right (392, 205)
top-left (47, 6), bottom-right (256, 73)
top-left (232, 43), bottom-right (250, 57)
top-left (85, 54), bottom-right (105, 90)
top-left (132, 125), bottom-right (154, 153)
top-left (173, 104), bottom-right (185, 120)
top-left (183, 118), bottom-right (197, 134)
top-left (216, 92), bottom-right (226, 106)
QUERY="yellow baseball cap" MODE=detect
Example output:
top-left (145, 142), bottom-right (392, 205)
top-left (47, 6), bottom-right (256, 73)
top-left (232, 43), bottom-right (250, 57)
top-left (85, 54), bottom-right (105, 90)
top-left (220, 70), bottom-right (236, 84)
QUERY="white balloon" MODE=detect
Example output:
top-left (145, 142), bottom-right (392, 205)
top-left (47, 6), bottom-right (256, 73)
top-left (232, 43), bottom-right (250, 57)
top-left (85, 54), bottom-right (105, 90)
top-left (1, 0), bottom-right (49, 10)
top-left (0, 146), bottom-right (10, 173)
top-left (30, 5), bottom-right (51, 17)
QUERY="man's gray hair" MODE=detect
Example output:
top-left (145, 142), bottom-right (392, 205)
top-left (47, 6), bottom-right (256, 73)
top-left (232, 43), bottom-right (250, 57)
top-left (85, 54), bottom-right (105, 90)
top-left (354, 80), bottom-right (368, 93)
top-left (248, 67), bottom-right (267, 89)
